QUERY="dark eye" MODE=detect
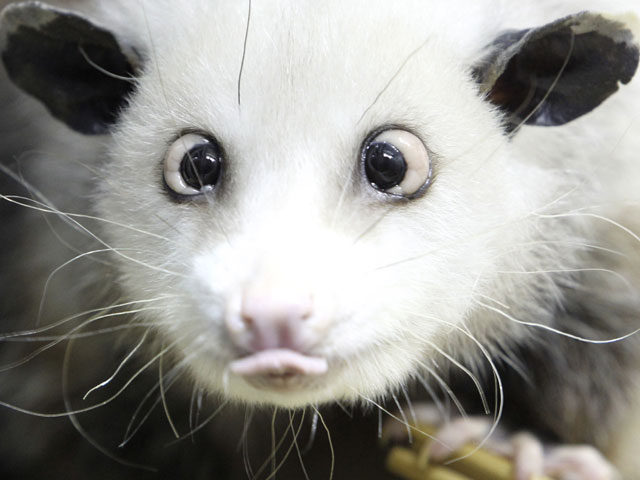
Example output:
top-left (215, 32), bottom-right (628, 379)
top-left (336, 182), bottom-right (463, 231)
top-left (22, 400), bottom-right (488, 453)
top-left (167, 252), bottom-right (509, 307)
top-left (363, 129), bottom-right (431, 197)
top-left (163, 133), bottom-right (223, 196)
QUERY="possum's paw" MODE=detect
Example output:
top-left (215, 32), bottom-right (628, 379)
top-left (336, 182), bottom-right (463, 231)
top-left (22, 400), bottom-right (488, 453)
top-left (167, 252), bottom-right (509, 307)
top-left (384, 405), bottom-right (620, 480)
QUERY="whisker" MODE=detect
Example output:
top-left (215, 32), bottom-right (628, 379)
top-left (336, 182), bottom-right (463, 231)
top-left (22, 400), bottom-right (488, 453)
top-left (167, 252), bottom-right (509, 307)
top-left (122, 349), bottom-right (198, 446)
top-left (159, 344), bottom-right (180, 439)
top-left (330, 167), bottom-right (355, 229)
top-left (496, 267), bottom-right (633, 289)
top-left (78, 45), bottom-right (137, 82)
top-left (0, 306), bottom-right (166, 372)
top-left (0, 193), bottom-right (175, 244)
top-left (311, 406), bottom-right (333, 480)
top-left (414, 372), bottom-right (447, 422)
top-left (0, 338), bottom-right (184, 418)
top-left (36, 247), bottom-right (155, 326)
top-left (417, 362), bottom-right (467, 419)
top-left (357, 36), bottom-right (431, 124)
top-left (475, 299), bottom-right (640, 344)
top-left (250, 408), bottom-right (291, 480)
top-left (3, 321), bottom-right (171, 343)
top-left (536, 212), bottom-right (640, 245)
top-left (1, 193), bottom-right (187, 277)
top-left (392, 393), bottom-right (413, 444)
top-left (291, 410), bottom-right (312, 480)
top-left (349, 389), bottom-right (443, 445)
top-left (352, 206), bottom-right (393, 245)
top-left (262, 410), bottom-right (307, 480)
top-left (237, 0), bottom-right (253, 107)
top-left (164, 400), bottom-right (229, 447)
top-left (84, 330), bottom-right (150, 400)
top-left (334, 400), bottom-right (353, 419)
top-left (412, 315), bottom-right (505, 463)
top-left (0, 296), bottom-right (172, 339)
top-left (121, 377), bottom-right (165, 447)
top-left (401, 385), bottom-right (418, 427)
top-left (188, 384), bottom-right (200, 443)
top-left (302, 407), bottom-right (319, 454)
top-left (242, 407), bottom-right (255, 479)
top-left (63, 336), bottom-right (157, 472)
top-left (509, 32), bottom-right (575, 135)
top-left (423, 340), bottom-right (493, 415)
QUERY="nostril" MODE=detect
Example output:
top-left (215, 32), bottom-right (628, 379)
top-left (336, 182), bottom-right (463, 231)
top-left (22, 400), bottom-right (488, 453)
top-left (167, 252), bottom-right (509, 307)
top-left (241, 313), bottom-right (255, 327)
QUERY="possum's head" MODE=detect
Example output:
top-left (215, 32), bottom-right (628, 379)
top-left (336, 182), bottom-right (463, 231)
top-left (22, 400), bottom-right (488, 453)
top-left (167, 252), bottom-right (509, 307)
top-left (2, 1), bottom-right (638, 407)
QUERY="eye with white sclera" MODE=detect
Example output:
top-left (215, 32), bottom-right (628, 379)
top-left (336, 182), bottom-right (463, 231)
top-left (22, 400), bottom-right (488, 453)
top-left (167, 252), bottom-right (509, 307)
top-left (362, 129), bottom-right (432, 197)
top-left (163, 133), bottom-right (223, 196)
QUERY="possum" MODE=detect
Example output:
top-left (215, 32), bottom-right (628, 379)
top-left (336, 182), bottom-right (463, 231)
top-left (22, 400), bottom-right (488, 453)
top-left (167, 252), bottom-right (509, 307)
top-left (1, 0), bottom-right (640, 479)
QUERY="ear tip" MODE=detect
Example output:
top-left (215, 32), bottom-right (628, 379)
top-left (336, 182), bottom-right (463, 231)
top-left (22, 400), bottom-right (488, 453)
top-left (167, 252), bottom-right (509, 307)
top-left (1, 2), bottom-right (62, 52)
top-left (601, 12), bottom-right (640, 42)
top-left (1, 2), bottom-right (59, 27)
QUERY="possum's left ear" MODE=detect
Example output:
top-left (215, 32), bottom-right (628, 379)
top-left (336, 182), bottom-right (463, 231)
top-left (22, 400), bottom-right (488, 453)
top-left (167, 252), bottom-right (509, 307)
top-left (0, 2), bottom-right (141, 135)
top-left (475, 12), bottom-right (640, 129)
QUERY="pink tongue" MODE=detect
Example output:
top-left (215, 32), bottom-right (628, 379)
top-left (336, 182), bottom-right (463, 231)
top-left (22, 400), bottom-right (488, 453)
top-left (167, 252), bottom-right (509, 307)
top-left (230, 349), bottom-right (328, 377)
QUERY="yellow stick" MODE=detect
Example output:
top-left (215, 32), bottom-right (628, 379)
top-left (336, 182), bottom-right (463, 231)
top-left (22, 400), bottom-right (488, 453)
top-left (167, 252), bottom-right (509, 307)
top-left (386, 423), bottom-right (555, 480)
top-left (387, 447), bottom-right (473, 480)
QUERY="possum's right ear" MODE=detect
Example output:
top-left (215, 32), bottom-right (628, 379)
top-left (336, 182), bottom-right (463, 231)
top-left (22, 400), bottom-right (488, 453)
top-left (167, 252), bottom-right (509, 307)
top-left (0, 1), bottom-right (141, 135)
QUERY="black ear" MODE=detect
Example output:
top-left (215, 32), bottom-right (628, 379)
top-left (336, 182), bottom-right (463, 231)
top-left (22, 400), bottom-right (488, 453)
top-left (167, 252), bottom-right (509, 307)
top-left (0, 1), bottom-right (140, 135)
top-left (475, 12), bottom-right (640, 129)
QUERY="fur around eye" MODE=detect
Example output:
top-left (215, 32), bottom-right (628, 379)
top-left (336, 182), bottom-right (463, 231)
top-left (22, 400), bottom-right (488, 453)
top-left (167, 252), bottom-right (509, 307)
top-left (163, 133), bottom-right (223, 196)
top-left (362, 129), bottom-right (432, 197)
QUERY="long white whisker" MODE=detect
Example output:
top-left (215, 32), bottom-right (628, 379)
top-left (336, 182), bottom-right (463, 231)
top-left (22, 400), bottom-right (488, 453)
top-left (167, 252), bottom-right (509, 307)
top-left (36, 247), bottom-right (146, 326)
top-left (423, 341), bottom-right (490, 415)
top-left (311, 405), bottom-right (334, 480)
top-left (159, 343), bottom-right (180, 439)
top-left (537, 212), bottom-right (640, 245)
top-left (414, 372), bottom-right (448, 422)
top-left (0, 306), bottom-right (166, 372)
top-left (417, 362), bottom-right (467, 419)
top-left (84, 330), bottom-right (150, 400)
top-left (412, 315), bottom-right (505, 463)
top-left (122, 349), bottom-right (201, 446)
top-left (392, 393), bottom-right (413, 444)
top-left (349, 389), bottom-right (443, 445)
top-left (1, 193), bottom-right (187, 277)
top-left (242, 407), bottom-right (255, 479)
top-left (0, 192), bottom-right (174, 244)
top-left (302, 408), bottom-right (319, 454)
top-left (164, 400), bottom-right (229, 447)
top-left (78, 45), bottom-right (136, 82)
top-left (0, 338), bottom-right (184, 418)
top-left (0, 296), bottom-right (176, 340)
top-left (476, 299), bottom-right (640, 344)
top-left (292, 409), bottom-right (312, 480)
top-left (262, 410), bottom-right (307, 480)
top-left (63, 336), bottom-right (157, 472)
top-left (6, 322), bottom-right (169, 343)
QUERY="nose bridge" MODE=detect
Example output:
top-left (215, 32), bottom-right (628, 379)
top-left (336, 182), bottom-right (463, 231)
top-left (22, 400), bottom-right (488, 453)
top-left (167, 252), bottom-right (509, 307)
top-left (222, 211), bottom-right (334, 354)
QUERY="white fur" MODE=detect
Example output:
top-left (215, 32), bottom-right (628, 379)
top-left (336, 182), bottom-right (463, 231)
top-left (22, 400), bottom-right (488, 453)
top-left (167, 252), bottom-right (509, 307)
top-left (2, 0), bottom-right (640, 474)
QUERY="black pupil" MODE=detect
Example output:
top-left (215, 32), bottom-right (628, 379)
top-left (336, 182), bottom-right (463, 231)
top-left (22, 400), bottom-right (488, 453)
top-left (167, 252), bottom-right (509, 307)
top-left (364, 141), bottom-right (407, 190)
top-left (180, 143), bottom-right (222, 190)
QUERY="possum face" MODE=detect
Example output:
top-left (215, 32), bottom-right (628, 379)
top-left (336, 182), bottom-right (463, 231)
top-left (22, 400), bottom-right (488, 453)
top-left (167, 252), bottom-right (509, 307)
top-left (2, 1), bottom-right (638, 408)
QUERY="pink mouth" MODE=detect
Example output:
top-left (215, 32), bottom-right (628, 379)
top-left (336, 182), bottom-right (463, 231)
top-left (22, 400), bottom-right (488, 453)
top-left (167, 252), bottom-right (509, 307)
top-left (230, 349), bottom-right (328, 378)
top-left (230, 349), bottom-right (328, 390)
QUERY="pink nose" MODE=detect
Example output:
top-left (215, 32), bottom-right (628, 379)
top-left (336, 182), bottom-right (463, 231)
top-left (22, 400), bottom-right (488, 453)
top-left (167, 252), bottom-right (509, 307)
top-left (233, 286), bottom-right (314, 352)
